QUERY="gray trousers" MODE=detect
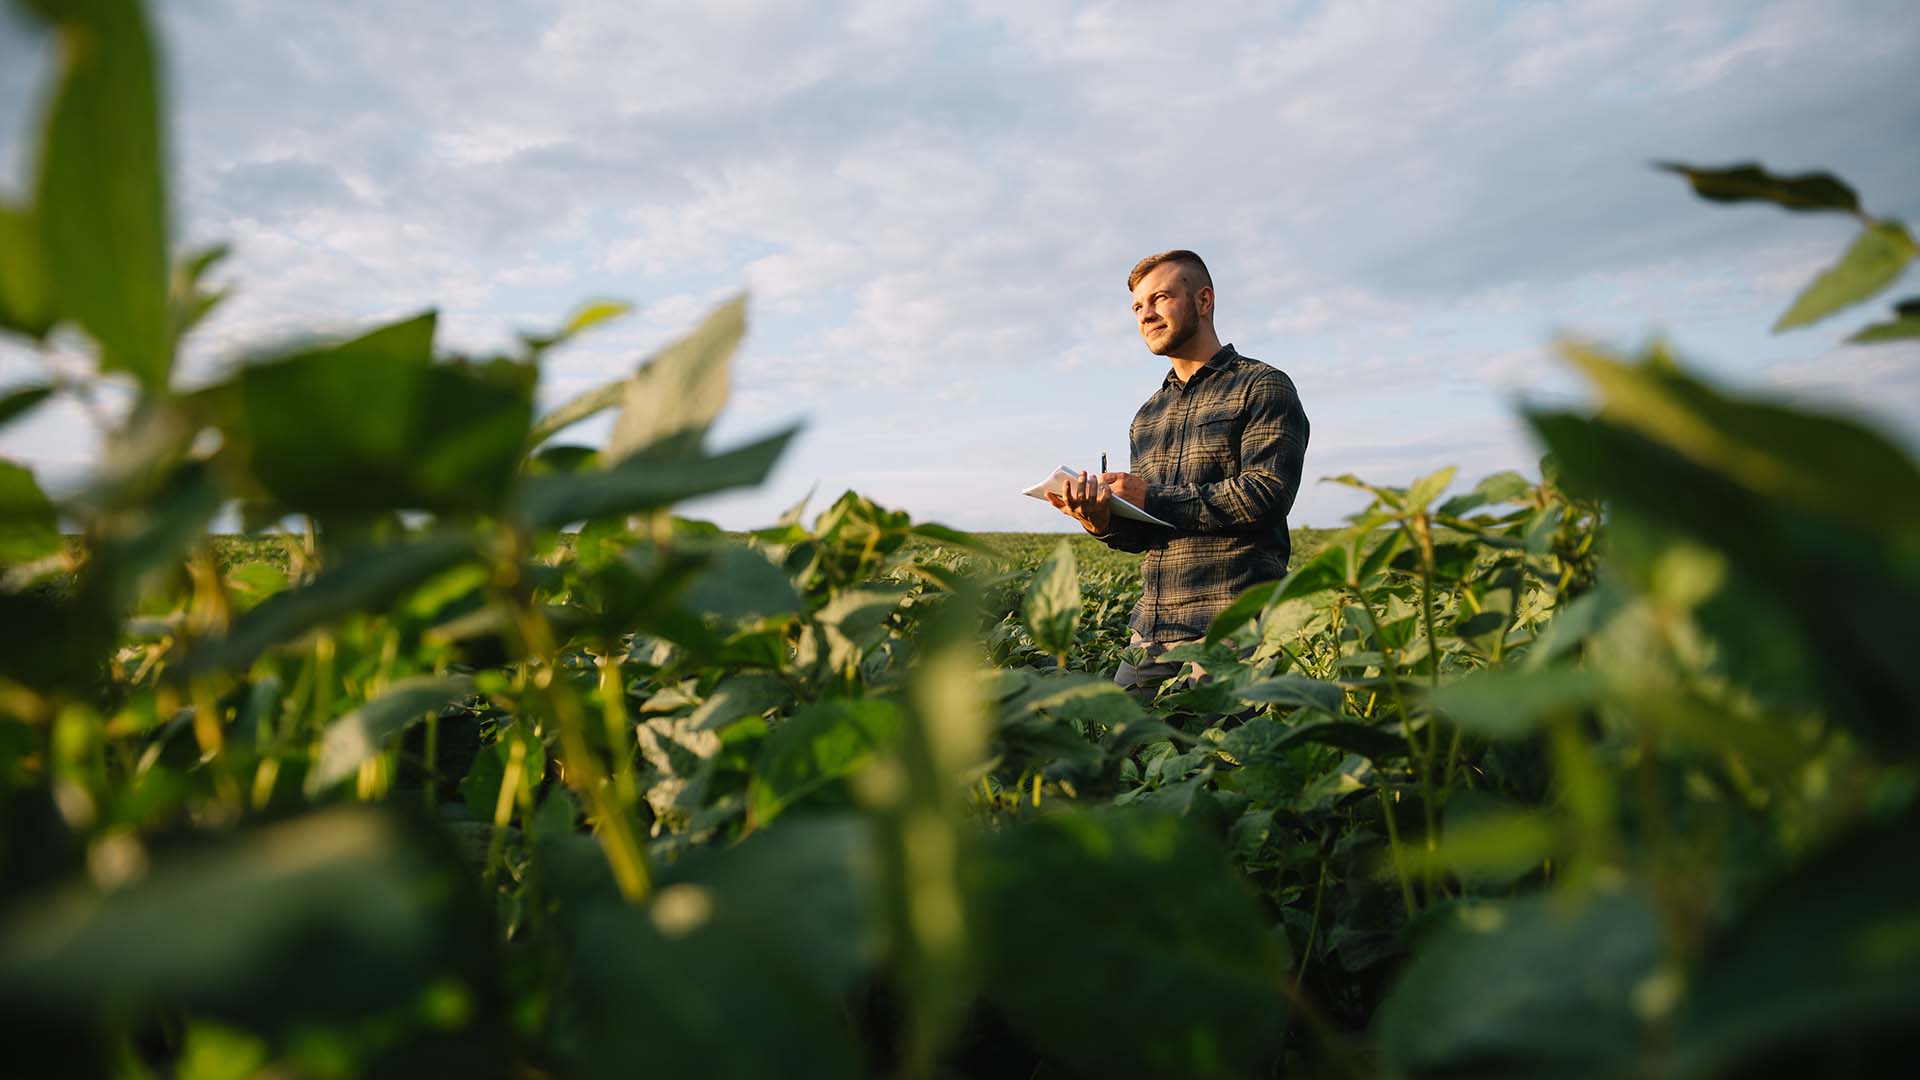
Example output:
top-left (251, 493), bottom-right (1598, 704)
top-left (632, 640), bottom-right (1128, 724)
top-left (1113, 631), bottom-right (1204, 699)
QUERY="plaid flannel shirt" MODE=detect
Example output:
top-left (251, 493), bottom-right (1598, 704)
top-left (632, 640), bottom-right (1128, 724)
top-left (1093, 344), bottom-right (1309, 644)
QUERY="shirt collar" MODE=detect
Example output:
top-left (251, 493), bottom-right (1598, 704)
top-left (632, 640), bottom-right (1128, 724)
top-left (1161, 343), bottom-right (1238, 390)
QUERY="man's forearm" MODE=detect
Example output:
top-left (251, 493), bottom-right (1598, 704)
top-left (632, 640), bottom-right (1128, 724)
top-left (1088, 514), bottom-right (1158, 553)
top-left (1143, 470), bottom-right (1295, 533)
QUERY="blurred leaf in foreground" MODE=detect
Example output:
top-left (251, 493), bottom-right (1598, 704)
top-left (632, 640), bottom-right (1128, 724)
top-left (0, 459), bottom-right (61, 563)
top-left (1375, 891), bottom-right (1660, 1078)
top-left (1657, 161), bottom-right (1860, 214)
top-left (1020, 538), bottom-right (1080, 661)
top-left (28, 0), bottom-right (172, 389)
top-left (967, 809), bottom-right (1290, 1079)
top-left (0, 807), bottom-right (499, 1050)
top-left (1774, 219), bottom-right (1916, 331)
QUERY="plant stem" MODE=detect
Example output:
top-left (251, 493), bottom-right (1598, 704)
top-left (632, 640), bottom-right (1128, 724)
top-left (597, 643), bottom-right (640, 813)
top-left (1379, 786), bottom-right (1420, 917)
top-left (496, 534), bottom-right (652, 903)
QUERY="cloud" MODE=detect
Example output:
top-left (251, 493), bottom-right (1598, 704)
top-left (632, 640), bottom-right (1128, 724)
top-left (0, 0), bottom-right (1915, 530)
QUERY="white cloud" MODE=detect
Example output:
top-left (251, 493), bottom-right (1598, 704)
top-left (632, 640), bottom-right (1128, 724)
top-left (0, 0), bottom-right (1915, 529)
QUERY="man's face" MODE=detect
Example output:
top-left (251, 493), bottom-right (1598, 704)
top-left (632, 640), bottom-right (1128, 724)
top-left (1131, 262), bottom-right (1209, 356)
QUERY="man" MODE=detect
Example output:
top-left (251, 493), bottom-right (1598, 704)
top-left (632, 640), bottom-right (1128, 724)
top-left (1048, 250), bottom-right (1309, 696)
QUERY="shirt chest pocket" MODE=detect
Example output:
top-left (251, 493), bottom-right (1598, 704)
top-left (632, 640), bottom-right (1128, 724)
top-left (1181, 416), bottom-right (1239, 483)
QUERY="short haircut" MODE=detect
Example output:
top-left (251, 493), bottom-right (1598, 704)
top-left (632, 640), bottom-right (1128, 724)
top-left (1128, 249), bottom-right (1213, 293)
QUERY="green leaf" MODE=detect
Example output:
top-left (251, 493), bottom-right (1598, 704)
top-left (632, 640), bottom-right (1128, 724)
top-left (514, 425), bottom-right (797, 530)
top-left (606, 294), bottom-right (746, 462)
top-left (1559, 342), bottom-right (1920, 535)
top-left (169, 243), bottom-right (230, 347)
top-left (748, 698), bottom-right (902, 824)
top-left (551, 877), bottom-right (864, 1080)
top-left (1431, 667), bottom-right (1601, 738)
top-left (1204, 580), bottom-right (1278, 644)
top-left (176, 1020), bottom-right (268, 1080)
top-left (31, 0), bottom-right (171, 389)
top-left (651, 816), bottom-right (876, 1001)
top-left (0, 806), bottom-right (496, 1035)
top-left (82, 461), bottom-right (223, 615)
top-left (1845, 295), bottom-right (1920, 344)
top-left (520, 297), bottom-right (632, 353)
top-left (1657, 161), bottom-right (1860, 214)
top-left (1274, 541), bottom-right (1349, 601)
top-left (0, 204), bottom-right (54, 338)
top-left (179, 533), bottom-right (477, 675)
top-left (229, 314), bottom-right (536, 515)
top-left (1673, 807), bottom-right (1920, 1075)
top-left (1439, 470), bottom-right (1534, 517)
top-left (223, 561), bottom-right (288, 613)
top-left (1236, 673), bottom-right (1344, 715)
top-left (968, 810), bottom-right (1290, 1078)
top-left (680, 541), bottom-right (803, 619)
top-left (1376, 892), bottom-right (1661, 1076)
top-left (527, 380), bottom-right (625, 450)
top-left (689, 673), bottom-right (790, 733)
top-left (907, 520), bottom-right (1004, 563)
top-left (0, 589), bottom-right (116, 692)
top-left (1774, 220), bottom-right (1916, 331)
top-left (0, 459), bottom-right (61, 563)
top-left (1397, 807), bottom-right (1558, 886)
top-left (1405, 465), bottom-right (1457, 513)
top-left (0, 384), bottom-right (54, 429)
top-left (307, 675), bottom-right (474, 795)
top-left (1223, 715), bottom-right (1404, 763)
top-left (1020, 538), bottom-right (1081, 659)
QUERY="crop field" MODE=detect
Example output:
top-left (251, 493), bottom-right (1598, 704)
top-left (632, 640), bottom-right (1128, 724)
top-left (3, 3), bottom-right (1920, 1078)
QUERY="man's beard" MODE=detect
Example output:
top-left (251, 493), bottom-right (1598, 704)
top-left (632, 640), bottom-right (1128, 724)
top-left (1151, 319), bottom-right (1196, 356)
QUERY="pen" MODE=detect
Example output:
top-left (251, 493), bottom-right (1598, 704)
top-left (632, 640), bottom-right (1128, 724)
top-left (1100, 451), bottom-right (1106, 475)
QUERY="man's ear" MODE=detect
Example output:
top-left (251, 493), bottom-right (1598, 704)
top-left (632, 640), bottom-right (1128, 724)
top-left (1195, 285), bottom-right (1215, 319)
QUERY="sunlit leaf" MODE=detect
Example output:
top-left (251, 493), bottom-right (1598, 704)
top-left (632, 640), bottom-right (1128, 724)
top-left (1204, 580), bottom-right (1278, 644)
top-left (1530, 408), bottom-right (1920, 743)
top-left (606, 294), bottom-right (746, 462)
top-left (1774, 220), bottom-right (1916, 331)
top-left (1559, 342), bottom-right (1920, 535)
top-left (1020, 539), bottom-right (1080, 659)
top-left (169, 242), bottom-right (230, 347)
top-left (748, 698), bottom-right (901, 824)
top-left (520, 297), bottom-right (632, 353)
top-left (1405, 465), bottom-right (1457, 513)
top-left (1439, 470), bottom-right (1533, 517)
top-left (0, 204), bottom-right (54, 339)
top-left (1845, 295), bottom-right (1920, 344)
top-left (30, 0), bottom-right (171, 389)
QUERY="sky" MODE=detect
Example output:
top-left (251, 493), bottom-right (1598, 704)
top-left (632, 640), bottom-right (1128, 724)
top-left (1, 0), bottom-right (1917, 532)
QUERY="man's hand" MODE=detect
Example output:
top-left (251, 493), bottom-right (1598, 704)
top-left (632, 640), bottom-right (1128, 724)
top-left (1046, 470), bottom-right (1111, 533)
top-left (1101, 471), bottom-right (1146, 507)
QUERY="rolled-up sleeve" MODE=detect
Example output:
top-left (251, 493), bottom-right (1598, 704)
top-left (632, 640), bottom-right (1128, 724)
top-left (1143, 374), bottom-right (1308, 533)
